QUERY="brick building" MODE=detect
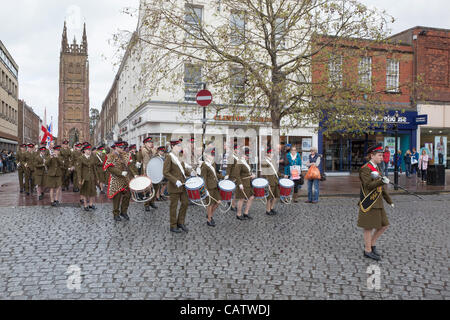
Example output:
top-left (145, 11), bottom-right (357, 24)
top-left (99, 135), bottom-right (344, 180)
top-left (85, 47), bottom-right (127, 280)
top-left (390, 27), bottom-right (450, 168)
top-left (0, 40), bottom-right (19, 152)
top-left (18, 100), bottom-right (41, 145)
top-left (58, 22), bottom-right (90, 147)
top-left (312, 36), bottom-right (415, 173)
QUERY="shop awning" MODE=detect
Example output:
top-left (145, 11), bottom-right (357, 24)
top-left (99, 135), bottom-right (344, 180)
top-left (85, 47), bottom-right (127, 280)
top-left (0, 138), bottom-right (18, 145)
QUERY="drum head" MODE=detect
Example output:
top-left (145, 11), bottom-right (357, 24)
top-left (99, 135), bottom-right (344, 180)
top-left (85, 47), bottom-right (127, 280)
top-left (279, 178), bottom-right (295, 188)
top-left (219, 179), bottom-right (236, 191)
top-left (130, 176), bottom-right (151, 190)
top-left (252, 178), bottom-right (268, 188)
top-left (185, 177), bottom-right (204, 189)
top-left (146, 157), bottom-right (164, 184)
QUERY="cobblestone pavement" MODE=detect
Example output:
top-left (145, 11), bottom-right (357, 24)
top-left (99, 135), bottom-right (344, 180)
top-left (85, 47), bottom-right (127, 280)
top-left (0, 193), bottom-right (448, 300)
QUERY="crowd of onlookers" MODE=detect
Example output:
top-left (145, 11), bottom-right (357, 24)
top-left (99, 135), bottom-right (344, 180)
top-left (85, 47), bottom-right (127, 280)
top-left (0, 149), bottom-right (16, 174)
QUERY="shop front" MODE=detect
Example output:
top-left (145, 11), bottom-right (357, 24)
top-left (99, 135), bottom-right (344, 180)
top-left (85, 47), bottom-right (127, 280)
top-left (318, 110), bottom-right (418, 173)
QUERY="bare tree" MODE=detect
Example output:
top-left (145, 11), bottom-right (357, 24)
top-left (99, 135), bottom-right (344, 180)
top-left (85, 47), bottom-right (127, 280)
top-left (114, 0), bottom-right (407, 137)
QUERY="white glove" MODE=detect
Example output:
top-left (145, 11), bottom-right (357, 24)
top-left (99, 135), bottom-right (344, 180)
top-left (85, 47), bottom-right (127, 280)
top-left (239, 184), bottom-right (244, 190)
top-left (190, 170), bottom-right (196, 177)
top-left (176, 180), bottom-right (183, 188)
top-left (224, 175), bottom-right (229, 180)
top-left (391, 203), bottom-right (395, 208)
top-left (196, 167), bottom-right (202, 175)
top-left (136, 162), bottom-right (141, 169)
top-left (382, 176), bottom-right (390, 185)
top-left (121, 171), bottom-right (128, 177)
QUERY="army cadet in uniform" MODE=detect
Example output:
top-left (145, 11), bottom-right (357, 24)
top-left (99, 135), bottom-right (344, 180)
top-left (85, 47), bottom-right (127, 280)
top-left (16, 144), bottom-right (27, 193)
top-left (163, 140), bottom-right (190, 233)
top-left (262, 147), bottom-right (280, 216)
top-left (60, 140), bottom-right (72, 191)
top-left (46, 145), bottom-right (64, 206)
top-left (136, 137), bottom-right (159, 212)
top-left (232, 146), bottom-right (256, 220)
top-left (104, 141), bottom-right (138, 221)
top-left (358, 144), bottom-right (394, 261)
top-left (78, 145), bottom-right (99, 211)
top-left (72, 143), bottom-right (82, 193)
top-left (226, 144), bottom-right (239, 211)
top-left (24, 143), bottom-right (35, 196)
top-left (200, 147), bottom-right (224, 227)
top-left (94, 145), bottom-right (107, 194)
top-left (34, 146), bottom-right (48, 200)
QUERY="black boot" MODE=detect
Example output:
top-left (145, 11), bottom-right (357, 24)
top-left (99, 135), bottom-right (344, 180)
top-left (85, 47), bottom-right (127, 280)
top-left (114, 215), bottom-right (122, 222)
top-left (364, 251), bottom-right (381, 261)
top-left (120, 212), bottom-right (130, 221)
top-left (150, 203), bottom-right (158, 209)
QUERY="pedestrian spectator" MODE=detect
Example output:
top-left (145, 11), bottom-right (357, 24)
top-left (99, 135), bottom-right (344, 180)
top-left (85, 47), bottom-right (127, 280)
top-left (305, 147), bottom-right (321, 204)
top-left (0, 155), bottom-right (3, 174)
top-left (404, 150), bottom-right (412, 178)
top-left (284, 145), bottom-right (302, 203)
top-left (1, 150), bottom-right (7, 173)
top-left (383, 146), bottom-right (390, 176)
top-left (411, 148), bottom-right (419, 176)
top-left (394, 150), bottom-right (402, 174)
top-left (419, 149), bottom-right (429, 183)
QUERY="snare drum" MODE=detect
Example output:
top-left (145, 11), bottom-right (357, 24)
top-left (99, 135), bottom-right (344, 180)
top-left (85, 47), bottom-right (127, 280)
top-left (279, 178), bottom-right (295, 198)
top-left (252, 178), bottom-right (269, 199)
top-left (218, 180), bottom-right (236, 202)
top-left (185, 177), bottom-right (208, 202)
top-left (129, 176), bottom-right (154, 203)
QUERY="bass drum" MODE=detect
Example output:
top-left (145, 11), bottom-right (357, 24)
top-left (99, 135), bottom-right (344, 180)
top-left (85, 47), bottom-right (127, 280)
top-left (146, 156), bottom-right (164, 184)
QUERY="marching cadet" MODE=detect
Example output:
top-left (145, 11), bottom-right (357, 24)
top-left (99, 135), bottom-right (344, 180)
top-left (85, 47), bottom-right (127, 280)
top-left (155, 146), bottom-right (168, 201)
top-left (16, 144), bottom-right (27, 193)
top-left (94, 145), bottom-right (107, 194)
top-left (60, 140), bottom-right (72, 191)
top-left (72, 143), bottom-right (82, 193)
top-left (34, 146), bottom-right (48, 200)
top-left (24, 143), bottom-right (35, 196)
top-left (136, 137), bottom-right (159, 212)
top-left (163, 140), bottom-right (190, 233)
top-left (78, 144), bottom-right (99, 211)
top-left (262, 147), bottom-right (280, 216)
top-left (232, 146), bottom-right (256, 221)
top-left (226, 144), bottom-right (239, 211)
top-left (104, 141), bottom-right (138, 221)
top-left (358, 144), bottom-right (394, 261)
top-left (200, 147), bottom-right (224, 227)
top-left (46, 145), bottom-right (64, 207)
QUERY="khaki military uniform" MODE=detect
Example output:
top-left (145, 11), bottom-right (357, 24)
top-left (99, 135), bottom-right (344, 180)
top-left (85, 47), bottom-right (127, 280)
top-left (262, 157), bottom-right (280, 200)
top-left (72, 150), bottom-right (82, 190)
top-left (200, 161), bottom-right (223, 205)
top-left (60, 147), bottom-right (72, 189)
top-left (16, 150), bottom-right (26, 191)
top-left (79, 154), bottom-right (98, 197)
top-left (232, 159), bottom-right (254, 199)
top-left (163, 152), bottom-right (189, 229)
top-left (24, 151), bottom-right (35, 194)
top-left (45, 155), bottom-right (63, 189)
top-left (104, 151), bottom-right (138, 217)
top-left (94, 152), bottom-right (107, 184)
top-left (33, 152), bottom-right (47, 187)
top-left (226, 154), bottom-right (239, 183)
top-left (357, 163), bottom-right (393, 229)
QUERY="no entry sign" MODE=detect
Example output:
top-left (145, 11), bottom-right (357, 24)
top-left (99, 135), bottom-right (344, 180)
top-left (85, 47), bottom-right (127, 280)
top-left (196, 90), bottom-right (213, 107)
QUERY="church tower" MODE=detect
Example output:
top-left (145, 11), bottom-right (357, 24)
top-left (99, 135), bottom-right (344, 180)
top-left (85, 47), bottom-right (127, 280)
top-left (58, 21), bottom-right (90, 146)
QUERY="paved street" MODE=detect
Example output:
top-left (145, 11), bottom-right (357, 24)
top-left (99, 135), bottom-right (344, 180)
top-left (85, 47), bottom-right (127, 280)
top-left (0, 189), bottom-right (448, 300)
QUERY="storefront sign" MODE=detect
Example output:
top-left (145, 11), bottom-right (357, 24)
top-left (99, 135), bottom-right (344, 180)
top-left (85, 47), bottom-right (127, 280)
top-left (213, 115), bottom-right (272, 123)
top-left (415, 115), bottom-right (428, 125)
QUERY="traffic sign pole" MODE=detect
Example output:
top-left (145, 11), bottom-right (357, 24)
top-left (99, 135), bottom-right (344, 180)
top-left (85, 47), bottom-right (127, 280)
top-left (202, 84), bottom-right (206, 161)
top-left (196, 87), bottom-right (212, 162)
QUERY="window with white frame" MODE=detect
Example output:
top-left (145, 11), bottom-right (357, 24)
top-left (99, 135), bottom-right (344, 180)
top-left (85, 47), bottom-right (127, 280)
top-left (328, 55), bottom-right (343, 87)
top-left (185, 5), bottom-right (203, 38)
top-left (230, 66), bottom-right (245, 104)
top-left (230, 11), bottom-right (245, 45)
top-left (358, 56), bottom-right (372, 88)
top-left (275, 17), bottom-right (286, 49)
top-left (184, 64), bottom-right (202, 101)
top-left (386, 59), bottom-right (399, 92)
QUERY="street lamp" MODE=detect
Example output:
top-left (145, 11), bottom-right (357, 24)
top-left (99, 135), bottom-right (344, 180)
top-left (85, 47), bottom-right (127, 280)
top-left (394, 111), bottom-right (399, 190)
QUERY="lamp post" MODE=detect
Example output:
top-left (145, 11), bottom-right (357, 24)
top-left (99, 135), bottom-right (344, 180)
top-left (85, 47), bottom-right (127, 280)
top-left (394, 111), bottom-right (399, 190)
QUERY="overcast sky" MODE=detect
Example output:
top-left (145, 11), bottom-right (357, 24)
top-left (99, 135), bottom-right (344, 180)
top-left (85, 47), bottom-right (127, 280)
top-left (1, 0), bottom-right (449, 137)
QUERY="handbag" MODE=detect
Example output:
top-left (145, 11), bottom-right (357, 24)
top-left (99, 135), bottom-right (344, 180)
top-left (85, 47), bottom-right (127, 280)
top-left (305, 165), bottom-right (321, 180)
